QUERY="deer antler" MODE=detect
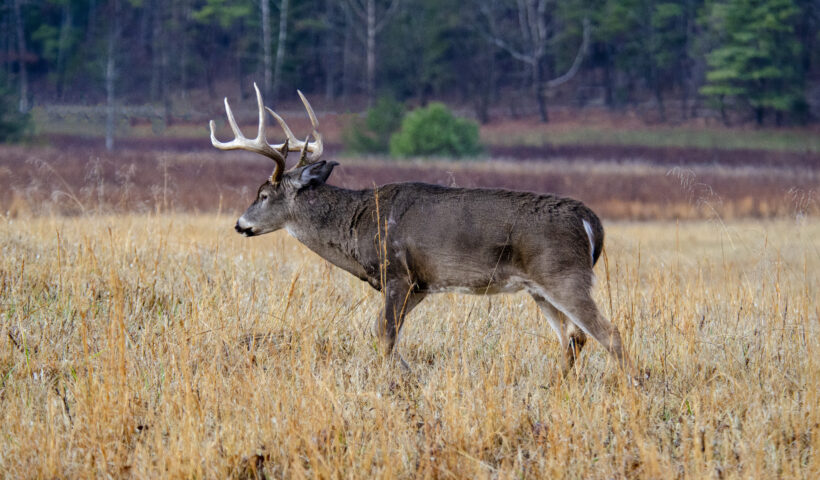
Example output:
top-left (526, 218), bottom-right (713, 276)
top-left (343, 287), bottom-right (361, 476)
top-left (265, 90), bottom-right (324, 169)
top-left (210, 84), bottom-right (324, 183)
top-left (210, 83), bottom-right (288, 183)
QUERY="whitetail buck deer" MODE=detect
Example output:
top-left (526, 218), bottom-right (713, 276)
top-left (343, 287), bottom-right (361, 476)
top-left (210, 84), bottom-right (637, 381)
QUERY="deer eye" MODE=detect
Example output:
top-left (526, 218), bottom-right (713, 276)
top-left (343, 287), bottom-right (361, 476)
top-left (259, 193), bottom-right (269, 201)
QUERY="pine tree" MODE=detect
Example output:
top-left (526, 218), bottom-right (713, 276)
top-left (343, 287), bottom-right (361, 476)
top-left (701, 0), bottom-right (805, 124)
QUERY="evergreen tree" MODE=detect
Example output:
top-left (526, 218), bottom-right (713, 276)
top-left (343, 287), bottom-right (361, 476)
top-left (701, 0), bottom-right (805, 124)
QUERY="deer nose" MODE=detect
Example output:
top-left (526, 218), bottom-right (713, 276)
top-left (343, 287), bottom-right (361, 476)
top-left (235, 221), bottom-right (253, 236)
top-left (235, 217), bottom-right (257, 236)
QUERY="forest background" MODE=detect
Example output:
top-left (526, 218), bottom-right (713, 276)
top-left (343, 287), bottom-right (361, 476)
top-left (3, 0), bottom-right (820, 135)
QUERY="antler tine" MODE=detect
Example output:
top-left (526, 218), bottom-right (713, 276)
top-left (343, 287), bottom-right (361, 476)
top-left (294, 135), bottom-right (312, 168)
top-left (265, 107), bottom-right (299, 147)
top-left (209, 83), bottom-right (286, 183)
top-left (208, 119), bottom-right (221, 145)
top-left (210, 98), bottom-right (241, 148)
top-left (298, 89), bottom-right (324, 162)
top-left (298, 90), bottom-right (319, 130)
top-left (225, 96), bottom-right (244, 138)
top-left (277, 138), bottom-right (290, 160)
top-left (252, 83), bottom-right (267, 143)
top-left (262, 91), bottom-right (324, 168)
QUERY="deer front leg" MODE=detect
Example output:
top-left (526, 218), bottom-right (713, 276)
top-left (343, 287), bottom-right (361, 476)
top-left (375, 280), bottom-right (426, 367)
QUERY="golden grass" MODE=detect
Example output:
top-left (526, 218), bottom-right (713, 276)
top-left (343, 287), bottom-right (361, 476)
top-left (1, 214), bottom-right (818, 478)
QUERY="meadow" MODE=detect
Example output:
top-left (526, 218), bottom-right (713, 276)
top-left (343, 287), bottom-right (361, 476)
top-left (2, 107), bottom-right (819, 478)
top-left (6, 14), bottom-right (820, 475)
top-left (1, 212), bottom-right (818, 478)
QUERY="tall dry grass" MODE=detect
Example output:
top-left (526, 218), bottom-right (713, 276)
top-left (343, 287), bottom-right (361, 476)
top-left (1, 214), bottom-right (818, 478)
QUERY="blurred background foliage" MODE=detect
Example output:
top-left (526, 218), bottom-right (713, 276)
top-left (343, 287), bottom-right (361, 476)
top-left (1, 0), bottom-right (820, 147)
top-left (389, 102), bottom-right (481, 157)
top-left (342, 96), bottom-right (404, 154)
top-left (0, 77), bottom-right (30, 141)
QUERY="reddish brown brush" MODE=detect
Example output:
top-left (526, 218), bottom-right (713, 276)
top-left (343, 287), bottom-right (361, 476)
top-left (1, 144), bottom-right (816, 220)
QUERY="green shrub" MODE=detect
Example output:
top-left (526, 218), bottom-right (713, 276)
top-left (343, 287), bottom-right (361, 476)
top-left (342, 96), bottom-right (405, 154)
top-left (389, 103), bottom-right (481, 158)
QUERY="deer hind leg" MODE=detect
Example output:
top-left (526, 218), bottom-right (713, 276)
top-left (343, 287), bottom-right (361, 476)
top-left (375, 281), bottom-right (426, 367)
top-left (532, 295), bottom-right (587, 376)
top-left (533, 274), bottom-right (637, 381)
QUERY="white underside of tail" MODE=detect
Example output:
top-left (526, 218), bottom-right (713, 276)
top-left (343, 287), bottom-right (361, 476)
top-left (582, 219), bottom-right (595, 264)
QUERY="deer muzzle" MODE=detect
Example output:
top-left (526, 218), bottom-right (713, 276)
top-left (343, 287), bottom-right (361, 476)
top-left (235, 218), bottom-right (256, 237)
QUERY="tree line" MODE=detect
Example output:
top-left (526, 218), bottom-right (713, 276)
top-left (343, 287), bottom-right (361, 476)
top-left (2, 0), bottom-right (819, 128)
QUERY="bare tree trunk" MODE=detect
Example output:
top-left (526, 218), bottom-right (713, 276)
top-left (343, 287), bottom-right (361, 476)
top-left (342, 4), bottom-right (354, 101)
top-left (534, 59), bottom-right (547, 122)
top-left (56, 2), bottom-right (72, 100)
top-left (87, 0), bottom-right (98, 43)
top-left (365, 0), bottom-right (375, 106)
top-left (683, 0), bottom-right (698, 120)
top-left (2, 12), bottom-right (11, 78)
top-left (540, 18), bottom-right (590, 123)
top-left (12, 0), bottom-right (28, 112)
top-left (346, 0), bottom-right (400, 106)
top-left (105, 0), bottom-right (120, 151)
top-left (150, 0), bottom-right (170, 125)
top-left (471, 45), bottom-right (495, 124)
top-left (179, 0), bottom-right (191, 100)
top-left (235, 20), bottom-right (245, 97)
top-left (655, 82), bottom-right (666, 122)
top-left (260, 0), bottom-right (272, 98)
top-left (150, 0), bottom-right (161, 101)
top-left (105, 38), bottom-right (115, 151)
top-left (324, 0), bottom-right (336, 100)
top-left (718, 96), bottom-right (728, 125)
top-left (603, 51), bottom-right (613, 108)
top-left (161, 17), bottom-right (170, 126)
top-left (273, 0), bottom-right (288, 103)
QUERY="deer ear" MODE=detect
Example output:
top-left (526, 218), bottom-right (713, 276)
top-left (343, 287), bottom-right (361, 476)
top-left (295, 161), bottom-right (338, 189)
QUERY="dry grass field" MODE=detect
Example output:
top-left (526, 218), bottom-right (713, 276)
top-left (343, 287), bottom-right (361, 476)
top-left (1, 213), bottom-right (818, 478)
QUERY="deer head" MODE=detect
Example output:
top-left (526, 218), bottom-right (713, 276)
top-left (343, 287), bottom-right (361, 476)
top-left (209, 83), bottom-right (337, 236)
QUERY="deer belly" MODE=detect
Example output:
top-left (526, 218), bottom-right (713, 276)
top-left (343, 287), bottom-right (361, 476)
top-left (423, 275), bottom-right (531, 295)
top-left (403, 241), bottom-right (530, 295)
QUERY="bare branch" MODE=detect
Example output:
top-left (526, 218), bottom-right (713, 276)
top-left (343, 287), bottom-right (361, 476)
top-left (479, 2), bottom-right (535, 65)
top-left (375, 0), bottom-right (401, 33)
top-left (544, 18), bottom-right (590, 89)
top-left (345, 0), bottom-right (367, 20)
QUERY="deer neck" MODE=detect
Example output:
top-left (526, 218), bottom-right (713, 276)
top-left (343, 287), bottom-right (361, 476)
top-left (285, 185), bottom-right (375, 280)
